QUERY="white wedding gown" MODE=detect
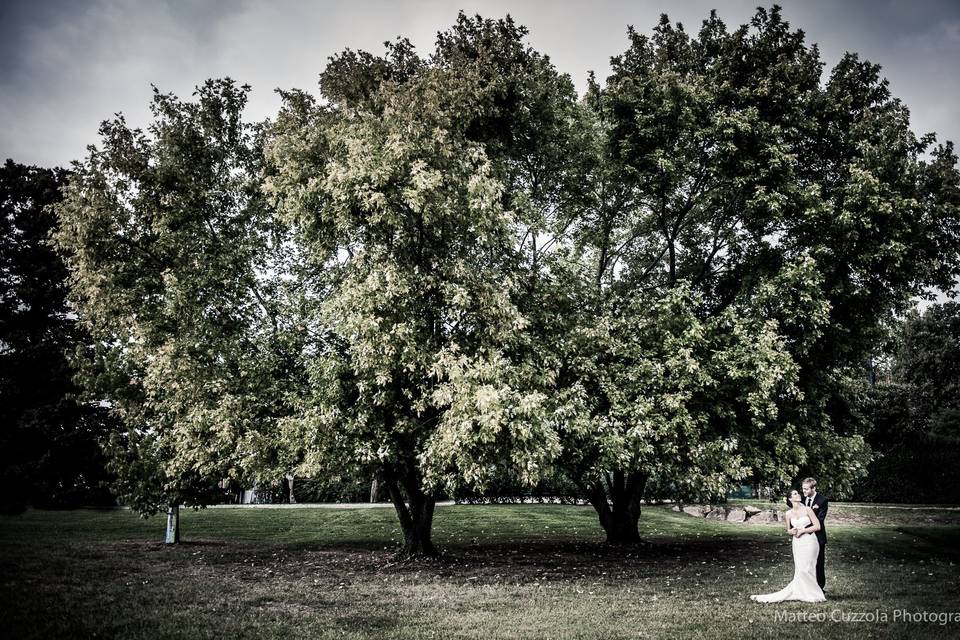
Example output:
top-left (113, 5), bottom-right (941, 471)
top-left (750, 515), bottom-right (826, 603)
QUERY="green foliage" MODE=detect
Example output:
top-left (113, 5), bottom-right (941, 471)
top-left (550, 278), bottom-right (806, 501)
top-left (265, 14), bottom-right (579, 503)
top-left (452, 466), bottom-right (587, 505)
top-left (292, 475), bottom-right (373, 504)
top-left (890, 303), bottom-right (960, 443)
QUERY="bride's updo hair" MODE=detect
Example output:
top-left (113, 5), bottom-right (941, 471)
top-left (786, 488), bottom-right (802, 508)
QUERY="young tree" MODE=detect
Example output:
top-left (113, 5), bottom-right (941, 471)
top-left (54, 80), bottom-right (300, 542)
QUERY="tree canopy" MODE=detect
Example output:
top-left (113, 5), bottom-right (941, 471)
top-left (855, 302), bottom-right (960, 503)
top-left (52, 7), bottom-right (960, 551)
top-left (264, 14), bottom-right (581, 555)
top-left (518, 6), bottom-right (960, 542)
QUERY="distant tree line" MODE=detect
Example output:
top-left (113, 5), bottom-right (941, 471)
top-left (853, 303), bottom-right (960, 504)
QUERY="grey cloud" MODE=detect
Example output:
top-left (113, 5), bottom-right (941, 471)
top-left (1, 0), bottom-right (958, 169)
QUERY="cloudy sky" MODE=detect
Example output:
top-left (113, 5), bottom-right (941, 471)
top-left (2, 0), bottom-right (959, 169)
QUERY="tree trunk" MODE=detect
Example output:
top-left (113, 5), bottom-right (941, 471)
top-left (384, 472), bottom-right (438, 558)
top-left (603, 497), bottom-right (643, 544)
top-left (370, 478), bottom-right (379, 503)
top-left (164, 504), bottom-right (180, 544)
top-left (286, 474), bottom-right (296, 504)
top-left (583, 471), bottom-right (647, 545)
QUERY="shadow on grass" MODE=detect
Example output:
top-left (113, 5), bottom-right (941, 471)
top-left (91, 506), bottom-right (959, 587)
top-left (119, 534), bottom-right (793, 585)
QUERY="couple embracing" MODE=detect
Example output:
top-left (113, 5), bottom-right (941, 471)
top-left (751, 477), bottom-right (828, 603)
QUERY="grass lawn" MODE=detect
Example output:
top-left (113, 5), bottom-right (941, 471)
top-left (2, 502), bottom-right (959, 639)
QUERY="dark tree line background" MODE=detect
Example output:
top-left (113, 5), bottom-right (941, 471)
top-left (0, 160), bottom-right (116, 513)
top-left (855, 303), bottom-right (960, 503)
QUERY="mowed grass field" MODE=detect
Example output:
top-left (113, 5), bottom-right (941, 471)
top-left (1, 502), bottom-right (958, 639)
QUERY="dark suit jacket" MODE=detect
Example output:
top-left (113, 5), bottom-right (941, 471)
top-left (803, 493), bottom-right (828, 545)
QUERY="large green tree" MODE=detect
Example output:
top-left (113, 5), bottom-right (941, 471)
top-left (54, 80), bottom-right (300, 541)
top-left (533, 6), bottom-right (960, 542)
top-left (264, 15), bottom-right (580, 556)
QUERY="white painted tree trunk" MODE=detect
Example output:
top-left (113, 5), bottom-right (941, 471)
top-left (165, 504), bottom-right (180, 544)
top-left (286, 474), bottom-right (296, 504)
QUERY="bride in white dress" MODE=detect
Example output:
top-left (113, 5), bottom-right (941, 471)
top-left (750, 489), bottom-right (826, 603)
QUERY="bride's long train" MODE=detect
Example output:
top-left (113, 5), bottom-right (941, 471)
top-left (750, 516), bottom-right (825, 603)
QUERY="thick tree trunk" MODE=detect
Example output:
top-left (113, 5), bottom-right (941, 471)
top-left (384, 472), bottom-right (438, 558)
top-left (164, 504), bottom-right (180, 544)
top-left (583, 471), bottom-right (647, 545)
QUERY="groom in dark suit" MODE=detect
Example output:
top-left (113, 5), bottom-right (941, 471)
top-left (801, 477), bottom-right (828, 590)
